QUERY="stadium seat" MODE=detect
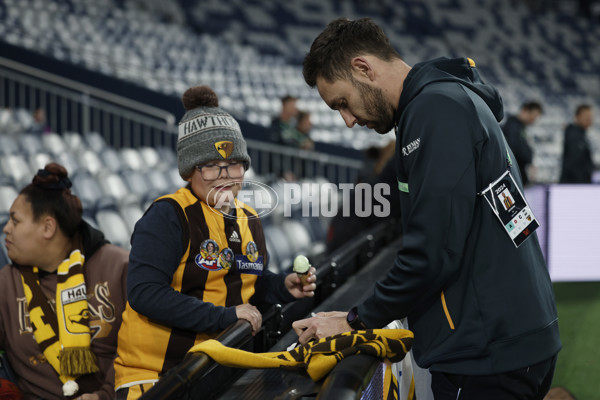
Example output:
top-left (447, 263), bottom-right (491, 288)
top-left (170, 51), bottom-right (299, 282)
top-left (27, 152), bottom-right (53, 173)
top-left (138, 146), bottom-right (163, 170)
top-left (41, 133), bottom-right (68, 156)
top-left (51, 152), bottom-right (81, 177)
top-left (120, 169), bottom-right (153, 198)
top-left (97, 172), bottom-right (138, 205)
top-left (281, 219), bottom-right (312, 256)
top-left (17, 133), bottom-right (44, 156)
top-left (0, 230), bottom-right (10, 268)
top-left (95, 209), bottom-right (132, 249)
top-left (264, 224), bottom-right (294, 272)
top-left (99, 148), bottom-right (124, 173)
top-left (77, 149), bottom-right (105, 175)
top-left (84, 131), bottom-right (108, 153)
top-left (120, 148), bottom-right (146, 171)
top-left (137, 170), bottom-right (173, 204)
top-left (71, 172), bottom-right (108, 212)
top-left (0, 134), bottom-right (21, 155)
top-left (0, 155), bottom-right (32, 189)
top-left (118, 202), bottom-right (145, 237)
top-left (62, 132), bottom-right (87, 152)
top-left (0, 185), bottom-right (18, 215)
top-left (0, 110), bottom-right (23, 135)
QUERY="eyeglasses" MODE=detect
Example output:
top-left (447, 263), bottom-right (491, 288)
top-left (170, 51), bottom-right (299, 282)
top-left (195, 161), bottom-right (248, 181)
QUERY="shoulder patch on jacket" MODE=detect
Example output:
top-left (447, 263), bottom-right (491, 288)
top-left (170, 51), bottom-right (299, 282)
top-left (402, 138), bottom-right (421, 156)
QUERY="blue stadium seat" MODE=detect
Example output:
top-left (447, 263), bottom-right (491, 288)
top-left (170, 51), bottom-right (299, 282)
top-left (0, 155), bottom-right (32, 189)
top-left (97, 172), bottom-right (138, 205)
top-left (83, 131), bottom-right (108, 153)
top-left (281, 220), bottom-right (312, 257)
top-left (71, 172), bottom-right (107, 212)
top-left (76, 149), bottom-right (105, 175)
top-left (94, 209), bottom-right (132, 250)
top-left (17, 133), bottom-right (43, 156)
top-left (41, 133), bottom-right (68, 156)
top-left (120, 148), bottom-right (146, 171)
top-left (118, 202), bottom-right (145, 237)
top-left (99, 148), bottom-right (124, 173)
top-left (0, 185), bottom-right (18, 216)
top-left (264, 224), bottom-right (293, 273)
top-left (0, 230), bottom-right (10, 268)
top-left (0, 134), bottom-right (21, 155)
top-left (27, 152), bottom-right (53, 173)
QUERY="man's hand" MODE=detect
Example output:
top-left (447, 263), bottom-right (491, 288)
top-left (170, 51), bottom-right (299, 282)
top-left (292, 311), bottom-right (351, 345)
top-left (285, 267), bottom-right (317, 298)
top-left (235, 303), bottom-right (262, 335)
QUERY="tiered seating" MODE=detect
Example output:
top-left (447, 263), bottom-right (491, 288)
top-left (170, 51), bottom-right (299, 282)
top-left (0, 111), bottom-right (329, 266)
top-left (1, 0), bottom-right (598, 182)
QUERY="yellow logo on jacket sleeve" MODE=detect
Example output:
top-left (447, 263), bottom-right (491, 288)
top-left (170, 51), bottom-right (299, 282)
top-left (215, 141), bottom-right (234, 159)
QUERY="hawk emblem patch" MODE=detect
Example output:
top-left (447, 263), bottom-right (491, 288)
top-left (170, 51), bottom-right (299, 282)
top-left (215, 141), bottom-right (234, 159)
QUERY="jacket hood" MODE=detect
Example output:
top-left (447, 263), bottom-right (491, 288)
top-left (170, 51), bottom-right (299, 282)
top-left (396, 57), bottom-right (504, 122)
top-left (79, 220), bottom-right (109, 259)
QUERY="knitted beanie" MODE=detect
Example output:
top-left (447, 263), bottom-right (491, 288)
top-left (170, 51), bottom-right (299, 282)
top-left (177, 86), bottom-right (250, 179)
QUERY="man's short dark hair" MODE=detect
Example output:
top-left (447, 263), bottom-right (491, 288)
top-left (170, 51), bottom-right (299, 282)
top-left (522, 101), bottom-right (543, 113)
top-left (302, 17), bottom-right (401, 88)
top-left (575, 104), bottom-right (591, 116)
top-left (281, 95), bottom-right (297, 104)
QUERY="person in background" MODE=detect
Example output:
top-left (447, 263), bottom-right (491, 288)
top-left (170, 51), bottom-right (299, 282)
top-left (293, 17), bottom-right (560, 400)
top-left (281, 110), bottom-right (315, 151)
top-left (0, 163), bottom-right (129, 400)
top-left (501, 101), bottom-right (543, 186)
top-left (559, 104), bottom-right (595, 183)
top-left (26, 108), bottom-right (51, 135)
top-left (269, 95), bottom-right (299, 143)
top-left (113, 86), bottom-right (316, 399)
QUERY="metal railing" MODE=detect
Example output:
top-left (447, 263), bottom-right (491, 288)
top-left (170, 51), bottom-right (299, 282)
top-left (0, 56), bottom-right (177, 148)
top-left (245, 138), bottom-right (364, 184)
top-left (0, 56), bottom-right (363, 184)
top-left (139, 218), bottom-right (400, 400)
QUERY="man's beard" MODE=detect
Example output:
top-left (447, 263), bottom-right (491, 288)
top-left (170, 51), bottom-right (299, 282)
top-left (351, 77), bottom-right (396, 134)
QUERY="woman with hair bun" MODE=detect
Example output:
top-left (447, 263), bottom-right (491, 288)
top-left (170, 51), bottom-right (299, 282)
top-left (0, 163), bottom-right (129, 400)
top-left (113, 86), bottom-right (316, 398)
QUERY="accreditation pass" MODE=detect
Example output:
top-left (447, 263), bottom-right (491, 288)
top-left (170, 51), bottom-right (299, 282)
top-left (480, 170), bottom-right (539, 247)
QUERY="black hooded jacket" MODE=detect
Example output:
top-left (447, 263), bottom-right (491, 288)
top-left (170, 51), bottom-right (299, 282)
top-left (357, 57), bottom-right (560, 375)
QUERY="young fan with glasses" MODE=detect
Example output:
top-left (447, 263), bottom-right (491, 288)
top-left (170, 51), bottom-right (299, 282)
top-left (113, 86), bottom-right (316, 399)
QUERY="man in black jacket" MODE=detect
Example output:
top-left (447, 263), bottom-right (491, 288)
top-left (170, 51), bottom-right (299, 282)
top-left (501, 101), bottom-right (543, 186)
top-left (293, 17), bottom-right (560, 400)
top-left (559, 104), bottom-right (595, 183)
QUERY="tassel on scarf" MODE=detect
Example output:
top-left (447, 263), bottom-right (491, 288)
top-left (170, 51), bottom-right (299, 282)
top-left (59, 346), bottom-right (100, 376)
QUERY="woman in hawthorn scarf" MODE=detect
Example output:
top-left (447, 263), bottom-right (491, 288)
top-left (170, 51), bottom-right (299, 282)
top-left (0, 163), bottom-right (128, 400)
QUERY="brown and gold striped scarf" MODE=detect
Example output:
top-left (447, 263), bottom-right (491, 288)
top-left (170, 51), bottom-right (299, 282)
top-left (189, 328), bottom-right (413, 382)
top-left (19, 250), bottom-right (98, 396)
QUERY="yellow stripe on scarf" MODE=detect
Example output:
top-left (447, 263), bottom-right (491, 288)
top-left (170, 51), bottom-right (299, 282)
top-left (188, 329), bottom-right (413, 381)
top-left (20, 272), bottom-right (65, 379)
top-left (55, 250), bottom-right (98, 377)
top-left (20, 249), bottom-right (98, 392)
top-left (383, 360), bottom-right (399, 400)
